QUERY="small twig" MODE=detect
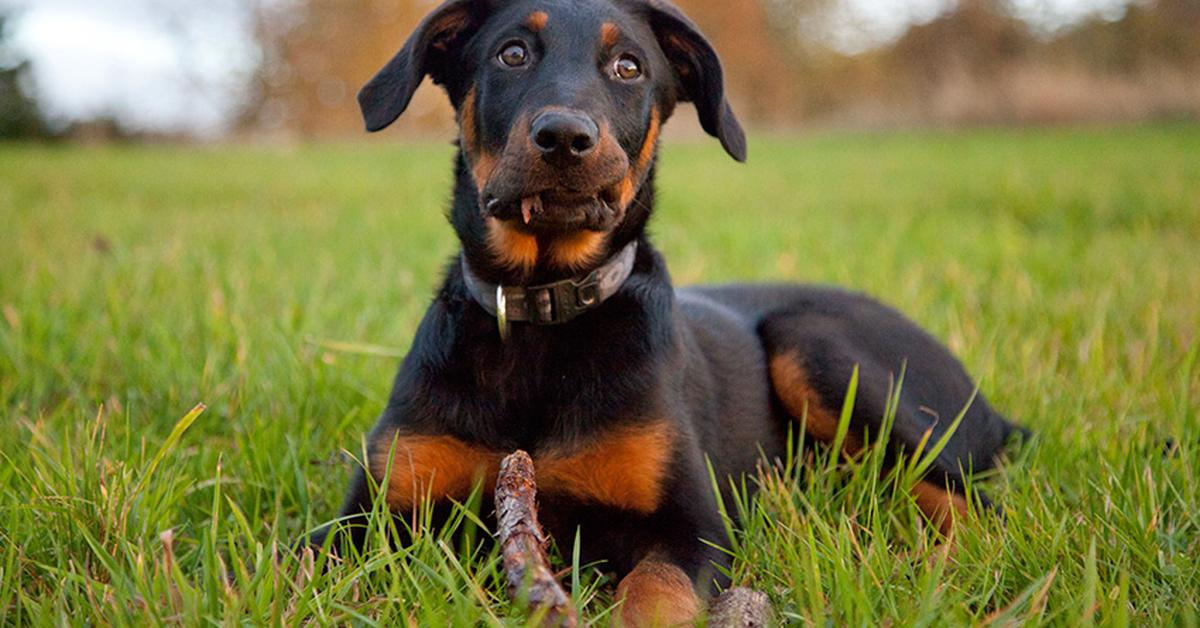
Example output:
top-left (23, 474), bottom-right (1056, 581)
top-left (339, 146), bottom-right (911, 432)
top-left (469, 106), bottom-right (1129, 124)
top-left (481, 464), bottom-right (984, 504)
top-left (709, 587), bottom-right (774, 628)
top-left (495, 451), bottom-right (577, 628)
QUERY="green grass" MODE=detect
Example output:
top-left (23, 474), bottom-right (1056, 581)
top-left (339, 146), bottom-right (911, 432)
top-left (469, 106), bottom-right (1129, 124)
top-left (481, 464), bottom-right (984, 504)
top-left (1, 123), bottom-right (1198, 625)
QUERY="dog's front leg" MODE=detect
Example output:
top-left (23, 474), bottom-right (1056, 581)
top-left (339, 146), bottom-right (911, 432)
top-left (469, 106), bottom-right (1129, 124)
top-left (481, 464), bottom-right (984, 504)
top-left (616, 552), bottom-right (703, 627)
top-left (303, 465), bottom-right (374, 554)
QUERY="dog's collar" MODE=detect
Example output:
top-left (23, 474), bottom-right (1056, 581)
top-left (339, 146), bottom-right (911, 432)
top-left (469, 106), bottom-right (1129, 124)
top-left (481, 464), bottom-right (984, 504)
top-left (461, 241), bottom-right (638, 338)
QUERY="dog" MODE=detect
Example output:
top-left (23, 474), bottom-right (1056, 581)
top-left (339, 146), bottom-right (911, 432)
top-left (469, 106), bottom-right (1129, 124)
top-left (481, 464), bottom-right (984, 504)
top-left (312, 0), bottom-right (1025, 624)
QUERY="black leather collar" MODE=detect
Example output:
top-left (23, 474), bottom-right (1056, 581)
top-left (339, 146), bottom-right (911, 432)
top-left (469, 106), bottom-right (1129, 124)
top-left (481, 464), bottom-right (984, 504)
top-left (462, 241), bottom-right (638, 337)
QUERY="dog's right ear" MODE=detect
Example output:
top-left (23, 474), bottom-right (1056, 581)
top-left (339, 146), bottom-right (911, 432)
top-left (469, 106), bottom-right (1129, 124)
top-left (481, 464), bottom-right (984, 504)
top-left (359, 0), bottom-right (484, 132)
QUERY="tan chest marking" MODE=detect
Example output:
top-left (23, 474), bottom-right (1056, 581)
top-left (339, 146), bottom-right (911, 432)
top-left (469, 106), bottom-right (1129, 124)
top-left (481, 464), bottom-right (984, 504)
top-left (371, 422), bottom-right (675, 515)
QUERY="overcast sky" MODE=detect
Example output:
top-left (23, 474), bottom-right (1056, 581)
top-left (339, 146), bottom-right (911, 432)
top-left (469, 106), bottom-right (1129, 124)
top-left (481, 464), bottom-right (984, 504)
top-left (2, 0), bottom-right (1135, 135)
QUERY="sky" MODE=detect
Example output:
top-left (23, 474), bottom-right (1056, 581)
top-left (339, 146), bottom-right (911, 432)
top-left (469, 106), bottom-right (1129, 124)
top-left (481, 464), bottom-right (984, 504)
top-left (1, 0), bottom-right (1136, 135)
top-left (2, 0), bottom-right (259, 135)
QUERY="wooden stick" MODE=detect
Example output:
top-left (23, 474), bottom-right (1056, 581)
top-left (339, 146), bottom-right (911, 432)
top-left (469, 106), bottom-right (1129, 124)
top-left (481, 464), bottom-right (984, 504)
top-left (495, 451), bottom-right (577, 628)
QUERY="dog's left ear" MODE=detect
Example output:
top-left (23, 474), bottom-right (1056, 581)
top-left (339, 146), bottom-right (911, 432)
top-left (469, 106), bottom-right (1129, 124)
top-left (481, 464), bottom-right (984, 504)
top-left (359, 0), bottom-right (484, 132)
top-left (635, 0), bottom-right (747, 162)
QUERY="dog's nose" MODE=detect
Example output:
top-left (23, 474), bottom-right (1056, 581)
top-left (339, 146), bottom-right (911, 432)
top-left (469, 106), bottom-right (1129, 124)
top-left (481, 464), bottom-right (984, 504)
top-left (530, 110), bottom-right (599, 161)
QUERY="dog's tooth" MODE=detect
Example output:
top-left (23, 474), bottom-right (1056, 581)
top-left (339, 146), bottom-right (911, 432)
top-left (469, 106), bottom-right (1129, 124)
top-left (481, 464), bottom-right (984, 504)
top-left (521, 196), bottom-right (541, 225)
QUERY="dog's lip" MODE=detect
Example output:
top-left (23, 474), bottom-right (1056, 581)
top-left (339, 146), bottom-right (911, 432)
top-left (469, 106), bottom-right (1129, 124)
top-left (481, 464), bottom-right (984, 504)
top-left (484, 186), bottom-right (621, 223)
top-left (484, 187), bottom-right (621, 233)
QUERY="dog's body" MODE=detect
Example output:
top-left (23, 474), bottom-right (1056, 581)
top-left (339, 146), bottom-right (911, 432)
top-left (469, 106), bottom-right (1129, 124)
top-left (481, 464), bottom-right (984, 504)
top-left (316, 0), bottom-right (1023, 624)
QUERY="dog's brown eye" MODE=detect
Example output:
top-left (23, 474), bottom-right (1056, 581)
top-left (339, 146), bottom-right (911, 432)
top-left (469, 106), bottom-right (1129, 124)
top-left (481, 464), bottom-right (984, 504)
top-left (499, 42), bottom-right (529, 67)
top-left (613, 55), bottom-right (642, 81)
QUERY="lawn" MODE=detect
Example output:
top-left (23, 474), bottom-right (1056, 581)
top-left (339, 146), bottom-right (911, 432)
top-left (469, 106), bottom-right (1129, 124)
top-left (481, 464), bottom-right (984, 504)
top-left (1, 124), bottom-right (1197, 625)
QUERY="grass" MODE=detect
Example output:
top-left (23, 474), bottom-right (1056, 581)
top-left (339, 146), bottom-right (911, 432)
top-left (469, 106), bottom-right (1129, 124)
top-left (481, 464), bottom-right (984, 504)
top-left (1, 123), bottom-right (1198, 625)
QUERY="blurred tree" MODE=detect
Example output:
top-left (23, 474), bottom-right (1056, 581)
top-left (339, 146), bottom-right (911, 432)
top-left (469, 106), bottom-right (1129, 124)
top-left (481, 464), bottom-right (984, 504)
top-left (670, 0), bottom-right (806, 123)
top-left (242, 0), bottom-right (451, 138)
top-left (237, 0), bottom-right (1198, 136)
top-left (0, 13), bottom-right (52, 140)
top-left (240, 0), bottom-right (806, 137)
top-left (1053, 0), bottom-right (1200, 72)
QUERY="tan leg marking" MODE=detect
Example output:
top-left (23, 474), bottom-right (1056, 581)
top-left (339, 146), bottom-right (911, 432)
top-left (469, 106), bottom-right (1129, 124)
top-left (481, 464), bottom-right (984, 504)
top-left (370, 422), bottom-right (674, 515)
top-left (369, 431), bottom-right (501, 512)
top-left (538, 422), bottom-right (674, 514)
top-left (911, 480), bottom-right (969, 537)
top-left (769, 353), bottom-right (863, 455)
top-left (616, 557), bottom-right (701, 627)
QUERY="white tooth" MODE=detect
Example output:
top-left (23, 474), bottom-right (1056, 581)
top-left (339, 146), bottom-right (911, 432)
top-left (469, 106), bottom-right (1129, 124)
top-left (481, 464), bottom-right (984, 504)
top-left (521, 196), bottom-right (542, 224)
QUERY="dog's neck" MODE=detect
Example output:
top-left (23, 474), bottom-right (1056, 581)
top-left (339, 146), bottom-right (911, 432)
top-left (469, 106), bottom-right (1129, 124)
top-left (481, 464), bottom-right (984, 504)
top-left (450, 152), bottom-right (658, 287)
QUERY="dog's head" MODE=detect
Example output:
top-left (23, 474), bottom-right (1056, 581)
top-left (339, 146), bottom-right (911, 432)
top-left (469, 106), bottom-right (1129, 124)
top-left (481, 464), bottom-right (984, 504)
top-left (359, 0), bottom-right (745, 277)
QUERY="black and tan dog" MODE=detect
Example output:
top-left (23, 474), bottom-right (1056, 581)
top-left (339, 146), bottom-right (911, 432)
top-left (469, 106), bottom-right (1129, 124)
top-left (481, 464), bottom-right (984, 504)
top-left (313, 0), bottom-right (1023, 624)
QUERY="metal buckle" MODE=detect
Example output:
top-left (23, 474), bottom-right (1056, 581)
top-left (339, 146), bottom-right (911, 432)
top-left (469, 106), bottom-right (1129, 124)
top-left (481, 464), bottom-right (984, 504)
top-left (575, 281), bottom-right (601, 308)
top-left (496, 285), bottom-right (510, 341)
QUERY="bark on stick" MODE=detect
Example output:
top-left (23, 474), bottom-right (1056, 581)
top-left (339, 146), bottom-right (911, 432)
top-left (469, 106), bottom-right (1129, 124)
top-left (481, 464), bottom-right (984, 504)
top-left (495, 450), bottom-right (577, 628)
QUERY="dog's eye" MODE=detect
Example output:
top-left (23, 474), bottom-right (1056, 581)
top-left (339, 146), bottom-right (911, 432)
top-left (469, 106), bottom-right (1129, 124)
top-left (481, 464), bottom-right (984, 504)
top-left (498, 42), bottom-right (530, 68)
top-left (613, 54), bottom-right (642, 81)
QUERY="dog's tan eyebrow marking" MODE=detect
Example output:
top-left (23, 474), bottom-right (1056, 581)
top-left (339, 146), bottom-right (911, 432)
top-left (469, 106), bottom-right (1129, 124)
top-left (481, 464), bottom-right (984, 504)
top-left (525, 11), bottom-right (549, 32)
top-left (601, 22), bottom-right (620, 47)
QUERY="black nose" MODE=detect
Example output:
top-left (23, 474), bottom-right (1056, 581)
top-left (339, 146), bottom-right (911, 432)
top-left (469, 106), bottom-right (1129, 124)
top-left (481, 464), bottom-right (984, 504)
top-left (530, 110), bottom-right (599, 160)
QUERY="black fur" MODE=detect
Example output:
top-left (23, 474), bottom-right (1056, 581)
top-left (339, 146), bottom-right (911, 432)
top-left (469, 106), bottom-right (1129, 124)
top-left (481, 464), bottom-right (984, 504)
top-left (314, 0), bottom-right (1024, 597)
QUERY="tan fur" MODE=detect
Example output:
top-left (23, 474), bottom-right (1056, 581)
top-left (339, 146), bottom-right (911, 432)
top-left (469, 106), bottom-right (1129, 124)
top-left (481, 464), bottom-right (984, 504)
top-left (370, 422), bottom-right (675, 515)
top-left (616, 558), bottom-right (701, 627)
top-left (461, 87), bottom-right (500, 191)
top-left (769, 353), bottom-right (864, 455)
top-left (460, 86), bottom-right (479, 153)
top-left (547, 231), bottom-right (609, 271)
top-left (486, 219), bottom-right (540, 273)
top-left (429, 8), bottom-right (472, 52)
top-left (525, 11), bottom-right (549, 32)
top-left (618, 107), bottom-right (662, 209)
top-left (538, 421), bottom-right (675, 514)
top-left (911, 480), bottom-right (970, 537)
top-left (369, 432), bottom-right (500, 512)
top-left (601, 22), bottom-right (621, 47)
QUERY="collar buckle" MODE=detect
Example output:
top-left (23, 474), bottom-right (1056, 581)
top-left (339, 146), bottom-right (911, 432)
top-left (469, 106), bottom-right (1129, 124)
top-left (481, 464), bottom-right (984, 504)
top-left (461, 241), bottom-right (639, 335)
top-left (496, 285), bottom-right (511, 340)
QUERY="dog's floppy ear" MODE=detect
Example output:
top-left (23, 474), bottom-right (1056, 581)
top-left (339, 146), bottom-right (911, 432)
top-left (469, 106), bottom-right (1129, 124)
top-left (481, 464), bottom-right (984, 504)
top-left (636, 0), bottom-right (747, 162)
top-left (359, 0), bottom-right (483, 132)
